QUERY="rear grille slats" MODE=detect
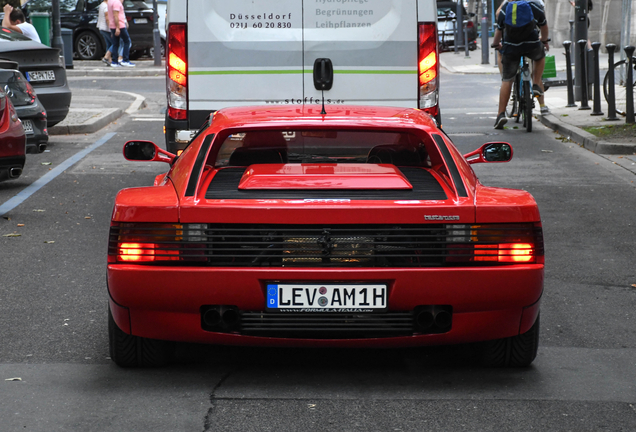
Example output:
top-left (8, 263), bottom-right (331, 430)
top-left (109, 223), bottom-right (542, 267)
top-left (240, 312), bottom-right (414, 337)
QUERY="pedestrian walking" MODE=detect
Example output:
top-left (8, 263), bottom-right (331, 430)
top-left (107, 0), bottom-right (135, 67)
top-left (97, 0), bottom-right (113, 65)
top-left (2, 4), bottom-right (41, 43)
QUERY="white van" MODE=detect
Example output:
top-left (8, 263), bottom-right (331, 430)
top-left (164, 0), bottom-right (440, 153)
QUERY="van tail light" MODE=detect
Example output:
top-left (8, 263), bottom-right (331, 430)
top-left (445, 223), bottom-right (544, 265)
top-left (167, 23), bottom-right (187, 120)
top-left (418, 21), bottom-right (439, 118)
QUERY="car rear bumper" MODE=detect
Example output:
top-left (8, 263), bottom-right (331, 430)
top-left (108, 265), bottom-right (544, 347)
top-left (33, 85), bottom-right (72, 126)
top-left (0, 156), bottom-right (26, 181)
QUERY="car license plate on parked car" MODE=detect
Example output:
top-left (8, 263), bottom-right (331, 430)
top-left (134, 18), bottom-right (148, 24)
top-left (266, 284), bottom-right (387, 311)
top-left (22, 119), bottom-right (34, 134)
top-left (26, 70), bottom-right (55, 82)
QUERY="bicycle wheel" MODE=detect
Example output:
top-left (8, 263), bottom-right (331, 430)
top-left (522, 79), bottom-right (532, 132)
top-left (512, 74), bottom-right (521, 123)
top-left (603, 59), bottom-right (636, 116)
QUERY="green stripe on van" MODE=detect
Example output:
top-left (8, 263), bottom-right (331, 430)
top-left (190, 70), bottom-right (416, 75)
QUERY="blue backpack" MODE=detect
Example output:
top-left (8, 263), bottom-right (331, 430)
top-left (504, 1), bottom-right (536, 43)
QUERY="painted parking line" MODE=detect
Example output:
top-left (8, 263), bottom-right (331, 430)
top-left (0, 132), bottom-right (116, 217)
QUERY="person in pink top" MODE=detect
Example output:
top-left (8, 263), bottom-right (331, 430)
top-left (107, 0), bottom-right (134, 67)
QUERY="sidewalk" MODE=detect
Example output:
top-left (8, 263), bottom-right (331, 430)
top-left (439, 48), bottom-right (636, 159)
top-left (50, 59), bottom-right (162, 135)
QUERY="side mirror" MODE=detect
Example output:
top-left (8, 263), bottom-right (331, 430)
top-left (463, 142), bottom-right (513, 164)
top-left (123, 140), bottom-right (176, 164)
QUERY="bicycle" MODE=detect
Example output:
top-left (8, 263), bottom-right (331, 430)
top-left (603, 56), bottom-right (636, 116)
top-left (493, 39), bottom-right (550, 132)
top-left (509, 55), bottom-right (534, 132)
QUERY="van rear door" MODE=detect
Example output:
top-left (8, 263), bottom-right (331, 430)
top-left (303, 1), bottom-right (418, 107)
top-left (186, 0), bottom-right (304, 110)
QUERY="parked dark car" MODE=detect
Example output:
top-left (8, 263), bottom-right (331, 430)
top-left (0, 87), bottom-right (26, 182)
top-left (0, 28), bottom-right (71, 127)
top-left (437, 0), bottom-right (477, 52)
top-left (21, 0), bottom-right (155, 60)
top-left (0, 61), bottom-right (48, 154)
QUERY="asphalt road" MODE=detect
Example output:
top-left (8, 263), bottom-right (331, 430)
top-left (0, 73), bottom-right (635, 431)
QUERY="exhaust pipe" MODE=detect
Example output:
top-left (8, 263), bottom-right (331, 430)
top-left (414, 305), bottom-right (453, 333)
top-left (415, 310), bottom-right (434, 330)
top-left (202, 308), bottom-right (221, 327)
top-left (221, 308), bottom-right (239, 327)
top-left (201, 305), bottom-right (240, 331)
top-left (433, 310), bottom-right (452, 329)
top-left (38, 143), bottom-right (47, 153)
top-left (9, 167), bottom-right (22, 178)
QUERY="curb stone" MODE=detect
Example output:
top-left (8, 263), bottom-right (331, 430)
top-left (49, 108), bottom-right (122, 135)
top-left (538, 113), bottom-right (636, 155)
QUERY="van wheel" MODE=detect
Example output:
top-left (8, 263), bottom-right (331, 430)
top-left (108, 308), bottom-right (174, 368)
top-left (75, 31), bottom-right (102, 60)
top-left (480, 315), bottom-right (540, 367)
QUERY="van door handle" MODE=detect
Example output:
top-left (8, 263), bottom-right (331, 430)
top-left (313, 58), bottom-right (333, 91)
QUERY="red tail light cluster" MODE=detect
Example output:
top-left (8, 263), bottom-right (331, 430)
top-left (167, 23), bottom-right (187, 120)
top-left (418, 22), bottom-right (439, 118)
top-left (445, 223), bottom-right (544, 265)
top-left (24, 79), bottom-right (36, 105)
top-left (109, 223), bottom-right (206, 263)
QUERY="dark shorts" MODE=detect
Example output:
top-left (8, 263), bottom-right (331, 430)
top-left (501, 42), bottom-right (545, 82)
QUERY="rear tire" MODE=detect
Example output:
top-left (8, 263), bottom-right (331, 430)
top-left (523, 80), bottom-right (532, 132)
top-left (108, 307), bottom-right (174, 368)
top-left (511, 75), bottom-right (521, 123)
top-left (480, 315), bottom-right (540, 367)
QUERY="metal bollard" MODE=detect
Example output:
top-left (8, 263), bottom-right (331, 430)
top-left (625, 46), bottom-right (635, 124)
top-left (481, 16), bottom-right (489, 64)
top-left (464, 21), bottom-right (470, 57)
top-left (453, 20), bottom-right (458, 54)
top-left (563, 41), bottom-right (577, 107)
top-left (605, 44), bottom-right (619, 121)
top-left (591, 42), bottom-right (604, 116)
top-left (569, 21), bottom-right (575, 56)
top-left (578, 40), bottom-right (591, 110)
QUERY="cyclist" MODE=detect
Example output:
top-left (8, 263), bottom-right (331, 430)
top-left (492, 0), bottom-right (550, 129)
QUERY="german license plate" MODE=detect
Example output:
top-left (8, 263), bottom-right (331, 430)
top-left (22, 119), bottom-right (34, 134)
top-left (134, 18), bottom-right (148, 24)
top-left (26, 70), bottom-right (55, 82)
top-left (266, 284), bottom-right (387, 312)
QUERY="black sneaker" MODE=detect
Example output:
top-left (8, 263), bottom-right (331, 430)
top-left (494, 112), bottom-right (507, 129)
top-left (532, 84), bottom-right (544, 97)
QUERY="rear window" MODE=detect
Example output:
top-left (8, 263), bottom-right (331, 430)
top-left (213, 130), bottom-right (433, 168)
top-left (0, 28), bottom-right (32, 42)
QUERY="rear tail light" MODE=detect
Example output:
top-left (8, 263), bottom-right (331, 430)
top-left (109, 223), bottom-right (206, 263)
top-left (24, 79), bottom-right (36, 104)
top-left (167, 23), bottom-right (187, 120)
top-left (466, 21), bottom-right (474, 29)
top-left (418, 21), bottom-right (439, 117)
top-left (445, 223), bottom-right (544, 265)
